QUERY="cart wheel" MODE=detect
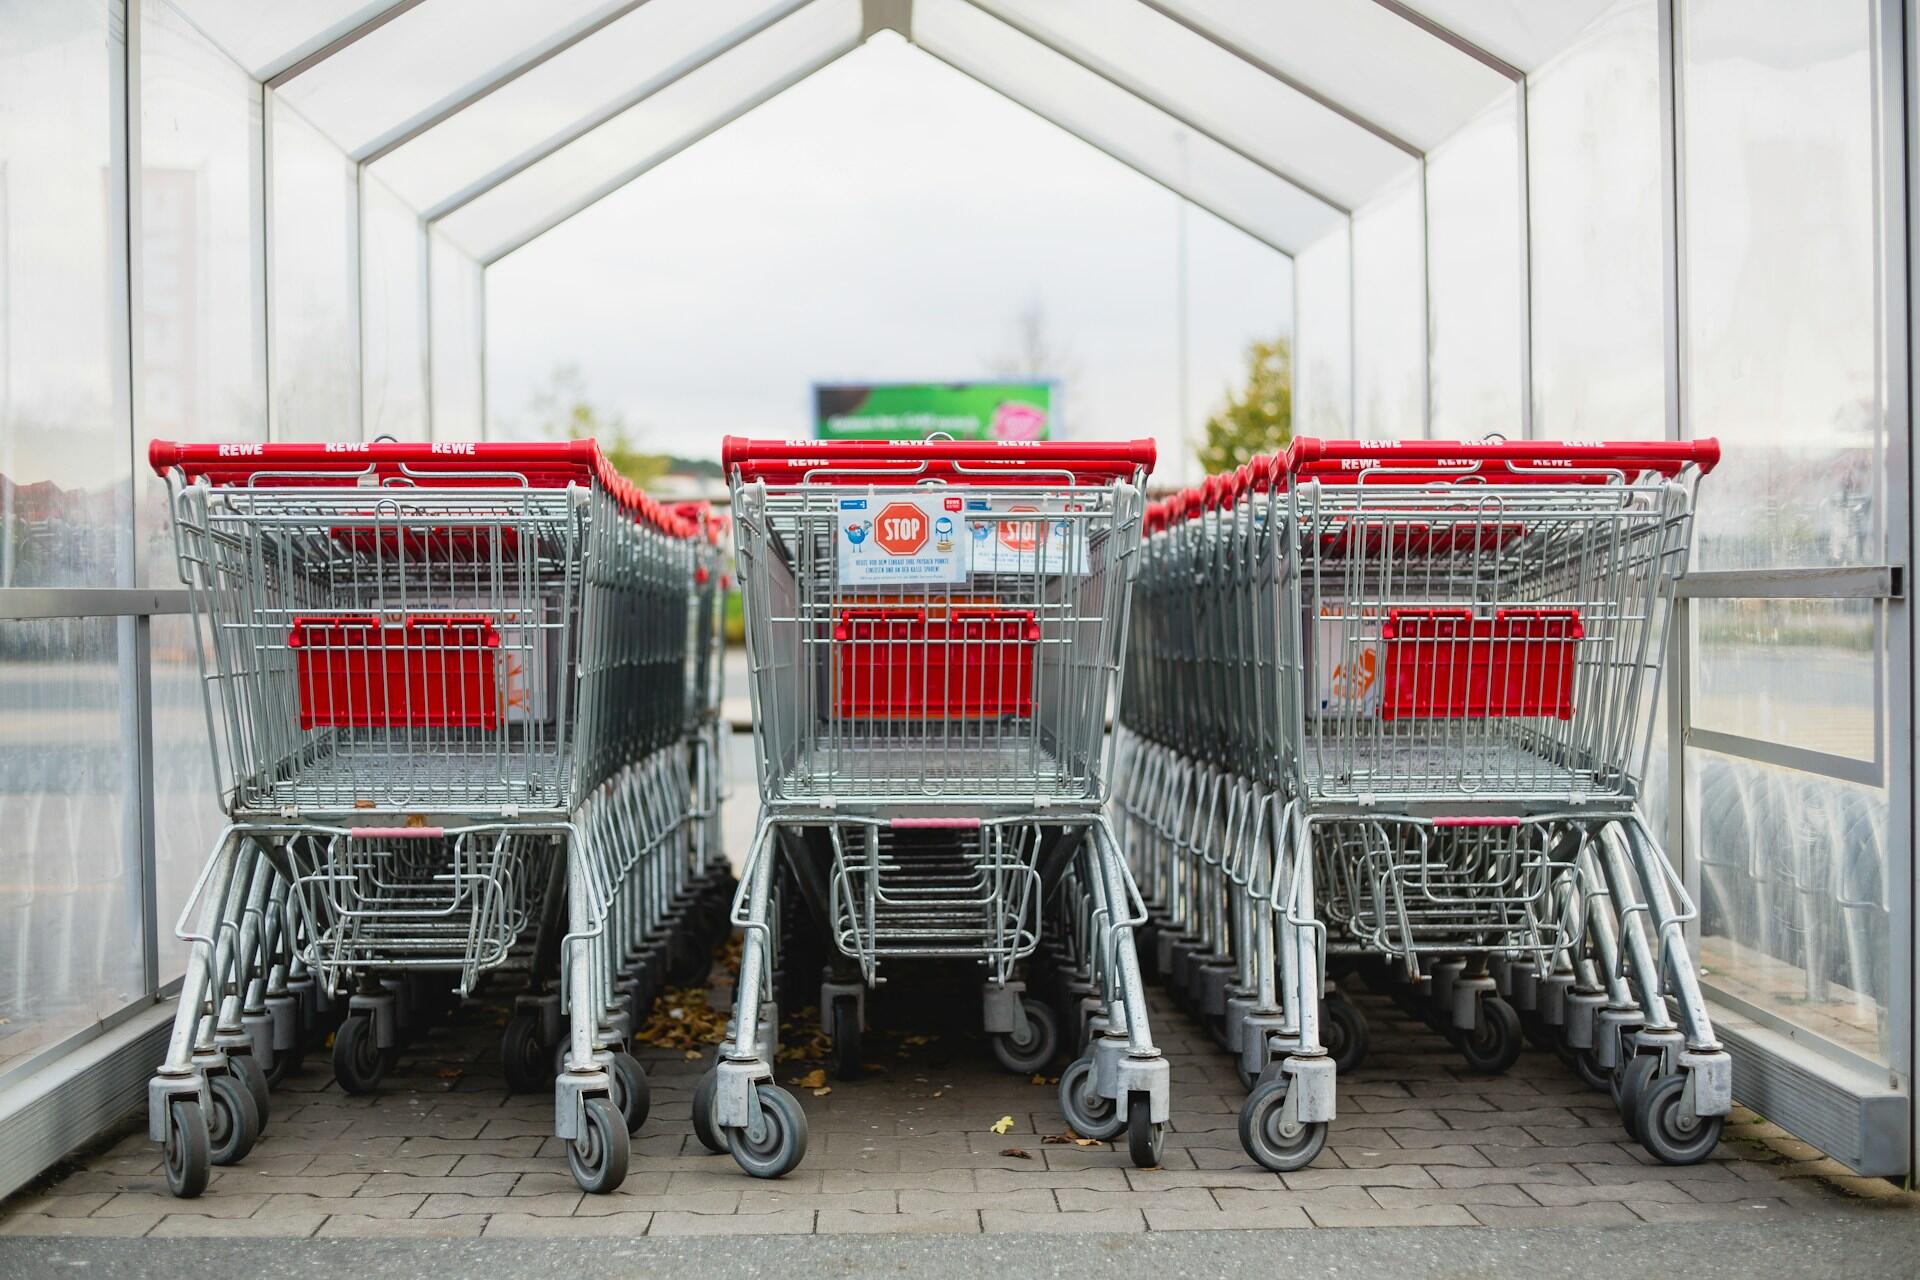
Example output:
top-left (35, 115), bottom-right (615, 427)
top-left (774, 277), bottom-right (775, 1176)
top-left (1454, 996), bottom-right (1523, 1074)
top-left (566, 1097), bottom-right (631, 1194)
top-left (1635, 1072), bottom-right (1725, 1165)
top-left (263, 1041), bottom-right (303, 1088)
top-left (1561, 1043), bottom-right (1611, 1092)
top-left (1238, 1079), bottom-right (1329, 1173)
top-left (499, 1013), bottom-right (553, 1094)
top-left (163, 1098), bottom-right (211, 1199)
top-left (1521, 1008), bottom-right (1560, 1053)
top-left (231, 1051), bottom-right (271, 1127)
top-left (608, 1050), bottom-right (650, 1135)
top-left (332, 1013), bottom-right (388, 1095)
top-left (830, 996), bottom-right (863, 1082)
top-left (1613, 1054), bottom-right (1661, 1142)
top-left (692, 1067), bottom-right (727, 1154)
top-left (1126, 1094), bottom-right (1164, 1168)
top-left (1233, 1055), bottom-right (1262, 1094)
top-left (1057, 1055), bottom-right (1124, 1140)
top-left (727, 1084), bottom-right (809, 1179)
top-left (207, 1072), bottom-right (261, 1167)
top-left (1322, 992), bottom-right (1371, 1074)
top-left (990, 999), bottom-right (1059, 1074)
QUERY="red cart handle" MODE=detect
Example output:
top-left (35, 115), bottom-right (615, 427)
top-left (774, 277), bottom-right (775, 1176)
top-left (149, 438), bottom-right (699, 541)
top-left (1284, 436), bottom-right (1720, 482)
top-left (722, 435), bottom-right (1156, 486)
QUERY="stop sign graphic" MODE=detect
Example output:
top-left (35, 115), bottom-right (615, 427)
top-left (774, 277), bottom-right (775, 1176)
top-left (998, 504), bottom-right (1040, 553)
top-left (874, 501), bottom-right (928, 556)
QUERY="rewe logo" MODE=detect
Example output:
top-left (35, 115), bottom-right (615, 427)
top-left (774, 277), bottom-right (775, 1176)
top-left (874, 502), bottom-right (927, 556)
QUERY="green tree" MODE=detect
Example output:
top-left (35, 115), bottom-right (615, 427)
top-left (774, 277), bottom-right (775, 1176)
top-left (1198, 336), bottom-right (1292, 475)
top-left (527, 363), bottom-right (668, 487)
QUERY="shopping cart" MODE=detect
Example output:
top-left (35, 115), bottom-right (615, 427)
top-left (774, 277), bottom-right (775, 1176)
top-left (1122, 437), bottom-right (1731, 1171)
top-left (145, 438), bottom-right (708, 1198)
top-left (703, 435), bottom-right (1169, 1177)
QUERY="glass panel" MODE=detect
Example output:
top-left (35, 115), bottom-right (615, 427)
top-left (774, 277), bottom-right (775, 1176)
top-left (970, 0), bottom-right (1417, 210)
top-left (1351, 176), bottom-right (1425, 440)
top-left (372, 0), bottom-right (794, 216)
top-left (1680, 0), bottom-right (1880, 571)
top-left (268, 97), bottom-right (361, 441)
top-left (1692, 598), bottom-right (1876, 763)
top-left (151, 611), bottom-right (223, 982)
top-left (1400, 0), bottom-right (1618, 74)
top-left (0, 1), bottom-right (134, 588)
top-left (360, 176), bottom-right (429, 440)
top-left (0, 619), bottom-right (143, 1071)
top-left (1526, 0), bottom-right (1665, 440)
top-left (440, 0), bottom-right (864, 263)
top-left (1293, 224), bottom-right (1352, 438)
top-left (914, 0), bottom-right (1339, 256)
top-left (169, 0), bottom-right (399, 79)
top-left (1132, 0), bottom-right (1511, 153)
top-left (277, 0), bottom-right (625, 159)
top-left (430, 233), bottom-right (483, 438)
top-left (1688, 747), bottom-right (1891, 1065)
top-left (139, 0), bottom-right (268, 585)
top-left (1426, 91), bottom-right (1526, 438)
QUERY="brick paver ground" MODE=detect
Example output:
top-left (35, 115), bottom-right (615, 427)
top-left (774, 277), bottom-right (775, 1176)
top-left (3, 971), bottom-right (1911, 1239)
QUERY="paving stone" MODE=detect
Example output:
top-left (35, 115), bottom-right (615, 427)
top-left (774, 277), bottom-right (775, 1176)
top-left (975, 1166), bottom-right (1131, 1192)
top-left (573, 1192), bottom-right (741, 1215)
top-left (1281, 1165), bottom-right (1437, 1191)
top-left (898, 1188), bottom-right (1057, 1213)
top-left (1334, 1144), bottom-right (1489, 1169)
top-left (1469, 1202), bottom-right (1640, 1227)
top-left (817, 1209), bottom-right (982, 1234)
top-left (355, 1172), bottom-right (520, 1198)
top-left (415, 1191), bottom-right (582, 1218)
top-left (737, 1189), bottom-right (898, 1214)
top-left (1054, 1188), bottom-right (1215, 1213)
top-left (1303, 1202), bottom-right (1477, 1228)
top-left (150, 1213), bottom-right (327, 1238)
top-left (1124, 1168), bottom-right (1284, 1192)
top-left (649, 1209), bottom-right (815, 1236)
top-left (1367, 1183), bottom-right (1536, 1210)
top-left (1391, 1125), bottom-right (1535, 1149)
top-left (1146, 1204), bottom-right (1312, 1231)
top-left (0, 1214), bottom-right (160, 1237)
top-left (93, 1192), bottom-right (268, 1219)
top-left (0, 1192), bottom-right (112, 1217)
top-left (1628, 1198), bottom-right (1808, 1222)
top-left (1523, 1180), bottom-right (1693, 1207)
top-left (483, 1212), bottom-right (652, 1236)
top-left (258, 1193), bottom-right (424, 1219)
top-left (981, 1208), bottom-right (1145, 1234)
top-left (316, 1214), bottom-right (488, 1238)
top-left (204, 1172), bottom-right (371, 1197)
top-left (1431, 1163), bottom-right (1590, 1188)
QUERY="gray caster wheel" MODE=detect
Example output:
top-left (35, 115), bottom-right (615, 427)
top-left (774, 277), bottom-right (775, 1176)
top-left (1057, 1055), bottom-right (1124, 1140)
top-left (608, 1050), bottom-right (650, 1135)
top-left (1126, 1093), bottom-right (1164, 1168)
top-left (1322, 992), bottom-right (1370, 1074)
top-left (331, 1013), bottom-right (392, 1094)
top-left (232, 1051), bottom-right (271, 1126)
top-left (163, 1098), bottom-right (211, 1198)
top-left (566, 1096), bottom-right (631, 1193)
top-left (990, 999), bottom-right (1060, 1075)
top-left (1238, 1078), bottom-right (1329, 1173)
top-left (692, 1067), bottom-right (727, 1154)
top-left (1613, 1054), bottom-right (1661, 1142)
top-left (1454, 996), bottom-right (1523, 1074)
top-left (208, 1072), bottom-right (261, 1167)
top-left (831, 996), bottom-right (863, 1082)
top-left (727, 1084), bottom-right (809, 1179)
top-left (1636, 1073), bottom-right (1725, 1166)
top-left (499, 1012), bottom-right (554, 1094)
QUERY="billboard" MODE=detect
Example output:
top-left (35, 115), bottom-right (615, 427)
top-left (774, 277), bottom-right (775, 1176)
top-left (812, 381), bottom-right (1056, 441)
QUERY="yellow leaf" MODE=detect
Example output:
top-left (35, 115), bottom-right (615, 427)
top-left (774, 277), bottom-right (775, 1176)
top-left (794, 1068), bottom-right (827, 1090)
top-left (989, 1115), bottom-right (1015, 1135)
top-left (437, 1068), bottom-right (463, 1080)
top-left (683, 1049), bottom-right (701, 1061)
top-left (811, 1086), bottom-right (832, 1097)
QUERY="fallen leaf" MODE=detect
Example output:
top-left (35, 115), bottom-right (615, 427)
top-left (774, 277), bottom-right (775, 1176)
top-left (931, 1091), bottom-right (942, 1099)
top-left (1030, 1074), bottom-right (1059, 1086)
top-left (436, 1068), bottom-right (463, 1080)
top-left (794, 1068), bottom-right (828, 1090)
top-left (683, 1050), bottom-right (701, 1061)
top-left (989, 1115), bottom-right (1015, 1135)
top-left (1000, 1147), bottom-right (1031, 1159)
top-left (810, 1086), bottom-right (832, 1097)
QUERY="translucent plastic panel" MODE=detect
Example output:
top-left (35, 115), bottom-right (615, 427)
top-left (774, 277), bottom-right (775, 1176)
top-left (276, 0), bottom-right (630, 159)
top-left (1351, 176), bottom-right (1425, 440)
top-left (170, 0), bottom-right (398, 79)
top-left (1292, 225), bottom-right (1352, 438)
top-left (0, 620), bottom-right (143, 1071)
top-left (1688, 747), bottom-right (1891, 1065)
top-left (1680, 0), bottom-right (1881, 571)
top-left (440, 0), bottom-right (863, 263)
top-left (361, 176), bottom-right (429, 440)
top-left (1148, 0), bottom-right (1512, 152)
top-left (151, 612), bottom-right (223, 982)
top-left (0, 1), bottom-right (134, 588)
top-left (1400, 0), bottom-right (1618, 74)
top-left (1426, 92), bottom-right (1525, 438)
top-left (1526, 0), bottom-right (1664, 440)
top-left (970, 0), bottom-right (1416, 210)
top-left (374, 0), bottom-right (802, 217)
top-left (429, 234), bottom-right (484, 439)
top-left (1692, 598), bottom-right (1877, 763)
top-left (268, 97), bottom-right (361, 440)
top-left (915, 0), bottom-right (1339, 255)
top-left (139, 0), bottom-right (267, 585)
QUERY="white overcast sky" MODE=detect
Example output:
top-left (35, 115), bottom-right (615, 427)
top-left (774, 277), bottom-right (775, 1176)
top-left (484, 32), bottom-right (1292, 490)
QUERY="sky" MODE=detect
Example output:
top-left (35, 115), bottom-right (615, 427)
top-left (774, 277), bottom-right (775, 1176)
top-left (483, 32), bottom-right (1293, 490)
